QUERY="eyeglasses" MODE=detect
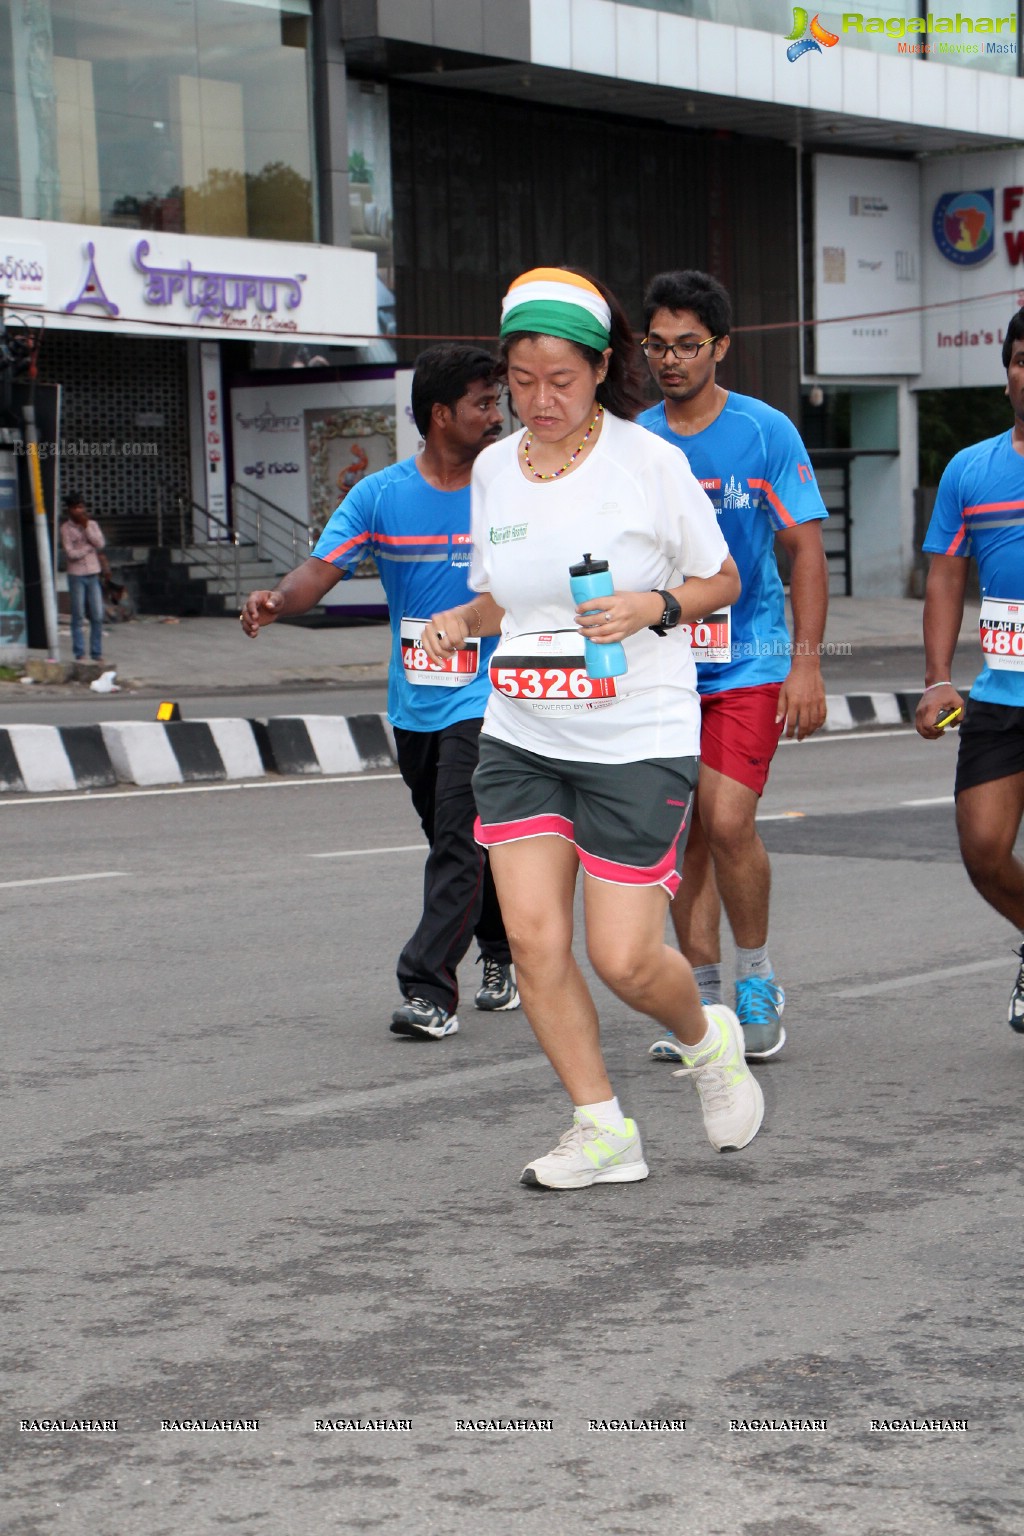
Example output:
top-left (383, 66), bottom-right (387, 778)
top-left (641, 336), bottom-right (720, 362)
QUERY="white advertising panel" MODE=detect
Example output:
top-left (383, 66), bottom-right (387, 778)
top-left (813, 155), bottom-right (922, 376)
top-left (231, 375), bottom-right (397, 612)
top-left (918, 148), bottom-right (1024, 389)
top-left (0, 218), bottom-right (376, 347)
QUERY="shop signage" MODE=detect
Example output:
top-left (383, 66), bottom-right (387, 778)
top-left (918, 149), bottom-right (1024, 388)
top-left (0, 238), bottom-right (47, 304)
top-left (812, 154), bottom-right (922, 375)
top-left (0, 218), bottom-right (376, 346)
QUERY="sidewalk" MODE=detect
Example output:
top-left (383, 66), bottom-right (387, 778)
top-left (0, 595), bottom-right (963, 700)
top-left (2, 613), bottom-right (392, 698)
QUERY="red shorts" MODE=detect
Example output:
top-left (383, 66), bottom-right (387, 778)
top-left (699, 682), bottom-right (785, 796)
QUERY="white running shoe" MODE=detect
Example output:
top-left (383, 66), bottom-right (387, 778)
top-left (521, 1114), bottom-right (649, 1190)
top-left (648, 999), bottom-right (717, 1061)
top-left (673, 1005), bottom-right (764, 1151)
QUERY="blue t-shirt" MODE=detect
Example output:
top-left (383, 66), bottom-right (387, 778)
top-left (637, 394), bottom-right (827, 693)
top-left (923, 430), bottom-right (1024, 707)
top-left (313, 457), bottom-right (497, 731)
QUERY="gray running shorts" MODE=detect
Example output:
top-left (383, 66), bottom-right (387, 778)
top-left (472, 735), bottom-right (698, 896)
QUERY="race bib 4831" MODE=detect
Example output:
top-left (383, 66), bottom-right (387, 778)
top-left (400, 617), bottom-right (479, 687)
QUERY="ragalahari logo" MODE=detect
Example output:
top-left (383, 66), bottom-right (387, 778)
top-left (785, 8), bottom-right (840, 60)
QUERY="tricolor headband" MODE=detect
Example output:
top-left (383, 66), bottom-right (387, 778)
top-left (499, 268), bottom-right (612, 352)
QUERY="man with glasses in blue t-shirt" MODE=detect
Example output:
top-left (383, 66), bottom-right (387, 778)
top-left (917, 309), bottom-right (1024, 1030)
top-left (241, 345), bottom-right (519, 1040)
top-left (637, 270), bottom-right (829, 1062)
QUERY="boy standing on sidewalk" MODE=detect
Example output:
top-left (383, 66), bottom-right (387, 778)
top-left (60, 493), bottom-right (107, 663)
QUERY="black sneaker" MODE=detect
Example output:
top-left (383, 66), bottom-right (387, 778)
top-left (390, 998), bottom-right (459, 1039)
top-left (474, 958), bottom-right (520, 1012)
top-left (1009, 947), bottom-right (1024, 1034)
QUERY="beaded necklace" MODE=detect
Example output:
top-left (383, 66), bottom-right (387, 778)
top-left (522, 403), bottom-right (603, 481)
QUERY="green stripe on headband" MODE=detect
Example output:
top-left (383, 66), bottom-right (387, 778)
top-left (499, 299), bottom-right (610, 351)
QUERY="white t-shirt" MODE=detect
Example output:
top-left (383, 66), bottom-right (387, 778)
top-left (470, 410), bottom-right (729, 763)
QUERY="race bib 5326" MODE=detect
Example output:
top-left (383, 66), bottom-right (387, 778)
top-left (489, 630), bottom-right (620, 714)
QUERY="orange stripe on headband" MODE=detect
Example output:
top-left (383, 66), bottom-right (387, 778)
top-left (506, 268), bottom-right (604, 298)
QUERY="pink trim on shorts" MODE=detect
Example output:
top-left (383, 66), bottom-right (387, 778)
top-left (474, 812), bottom-right (575, 847)
top-left (577, 826), bottom-right (686, 899)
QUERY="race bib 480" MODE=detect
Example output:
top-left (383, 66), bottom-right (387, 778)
top-left (980, 597), bottom-right (1024, 671)
top-left (489, 630), bottom-right (619, 714)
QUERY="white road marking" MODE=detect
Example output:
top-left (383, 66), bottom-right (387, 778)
top-left (0, 772), bottom-right (402, 808)
top-left (778, 729), bottom-right (917, 746)
top-left (311, 844), bottom-right (425, 859)
top-left (902, 795), bottom-right (954, 807)
top-left (0, 871), bottom-right (129, 890)
top-left (266, 1056), bottom-right (551, 1117)
top-left (833, 957), bottom-right (1008, 997)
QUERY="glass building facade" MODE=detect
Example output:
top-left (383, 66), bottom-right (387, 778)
top-left (0, 0), bottom-right (315, 241)
top-left (613, 0), bottom-right (1023, 74)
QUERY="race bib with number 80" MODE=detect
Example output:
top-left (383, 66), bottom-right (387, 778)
top-left (683, 607), bottom-right (730, 664)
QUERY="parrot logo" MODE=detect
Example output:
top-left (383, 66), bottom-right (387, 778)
top-left (785, 8), bottom-right (839, 61)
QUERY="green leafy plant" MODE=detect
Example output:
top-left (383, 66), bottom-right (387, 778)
top-left (347, 151), bottom-right (371, 184)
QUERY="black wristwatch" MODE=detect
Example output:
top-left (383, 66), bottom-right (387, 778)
top-left (649, 589), bottom-right (682, 636)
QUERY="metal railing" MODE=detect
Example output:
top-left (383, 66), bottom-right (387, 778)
top-left (231, 482), bottom-right (313, 576)
top-left (182, 499), bottom-right (248, 608)
top-left (95, 487), bottom-right (312, 610)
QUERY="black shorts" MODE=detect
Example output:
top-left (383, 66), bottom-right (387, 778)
top-left (954, 697), bottom-right (1024, 796)
top-left (472, 736), bottom-right (698, 897)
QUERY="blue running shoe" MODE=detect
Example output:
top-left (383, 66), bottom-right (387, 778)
top-left (1009, 946), bottom-right (1024, 1034)
top-left (734, 974), bottom-right (786, 1060)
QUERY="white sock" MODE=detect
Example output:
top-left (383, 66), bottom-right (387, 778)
top-left (694, 963), bottom-right (723, 1003)
top-left (575, 1096), bottom-right (628, 1134)
top-left (681, 1015), bottom-right (719, 1063)
top-left (736, 944), bottom-right (772, 980)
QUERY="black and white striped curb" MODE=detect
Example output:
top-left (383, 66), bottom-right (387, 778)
top-left (0, 714), bottom-right (396, 794)
top-left (0, 696), bottom-right (918, 794)
top-left (823, 692), bottom-right (918, 732)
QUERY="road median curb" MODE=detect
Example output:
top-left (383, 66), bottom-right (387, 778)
top-left (0, 697), bottom-right (919, 794)
top-left (0, 714), bottom-right (397, 794)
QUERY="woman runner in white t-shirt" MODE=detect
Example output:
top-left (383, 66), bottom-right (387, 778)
top-left (423, 267), bottom-right (764, 1189)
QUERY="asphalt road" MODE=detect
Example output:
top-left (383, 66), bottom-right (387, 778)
top-left (4, 727), bottom-right (1022, 1536)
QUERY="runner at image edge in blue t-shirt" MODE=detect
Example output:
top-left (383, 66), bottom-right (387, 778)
top-left (923, 429), bottom-right (1024, 708)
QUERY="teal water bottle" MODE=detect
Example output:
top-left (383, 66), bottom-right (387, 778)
top-left (568, 552), bottom-right (628, 680)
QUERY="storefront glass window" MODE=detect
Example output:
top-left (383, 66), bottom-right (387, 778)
top-left (0, 0), bottom-right (314, 239)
